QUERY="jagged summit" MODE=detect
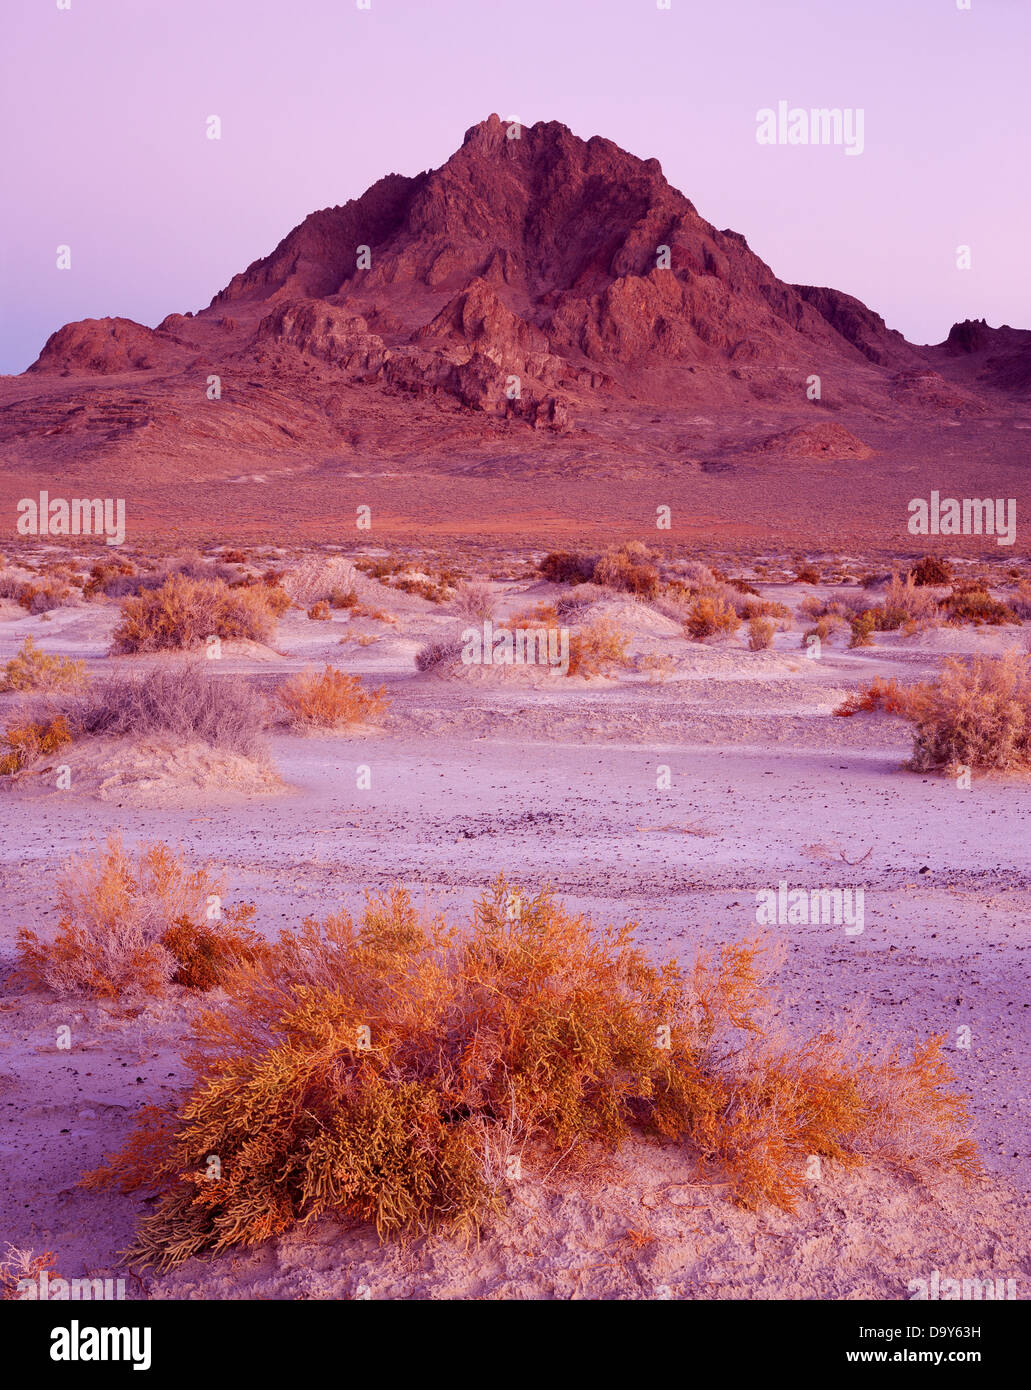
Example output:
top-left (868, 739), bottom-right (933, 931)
top-left (29, 115), bottom-right (930, 406)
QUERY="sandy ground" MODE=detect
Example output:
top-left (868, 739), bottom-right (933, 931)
top-left (1, 576), bottom-right (1029, 1299)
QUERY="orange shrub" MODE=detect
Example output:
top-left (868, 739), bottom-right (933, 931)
top-left (85, 878), bottom-right (979, 1268)
top-left (275, 666), bottom-right (389, 729)
top-left (160, 904), bottom-right (265, 991)
top-left (798, 592), bottom-right (869, 621)
top-left (502, 601), bottom-right (561, 629)
top-left (0, 638), bottom-right (85, 694)
top-left (351, 602), bottom-right (394, 623)
top-left (0, 1246), bottom-right (63, 1300)
top-left (909, 555), bottom-right (952, 586)
top-left (685, 595), bottom-right (741, 640)
top-left (849, 611), bottom-right (878, 647)
top-left (593, 543), bottom-right (660, 599)
top-left (878, 574), bottom-right (941, 629)
top-left (801, 615), bottom-right (845, 648)
top-left (111, 574), bottom-right (279, 653)
top-left (940, 586), bottom-right (1018, 627)
top-left (834, 677), bottom-right (910, 717)
top-left (747, 616), bottom-right (775, 650)
top-left (16, 836), bottom-right (256, 998)
top-left (257, 581), bottom-right (292, 617)
top-left (903, 651), bottom-right (1031, 771)
top-left (568, 617), bottom-right (631, 677)
top-left (83, 557), bottom-right (136, 598)
top-left (741, 598), bottom-right (791, 621)
top-left (0, 715), bottom-right (71, 775)
top-left (389, 574), bottom-right (454, 603)
top-left (17, 580), bottom-right (70, 613)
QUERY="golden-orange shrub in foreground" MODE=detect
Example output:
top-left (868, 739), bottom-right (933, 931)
top-left (83, 879), bottom-right (980, 1268)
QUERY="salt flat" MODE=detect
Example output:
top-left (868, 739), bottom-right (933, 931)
top-left (1, 573), bottom-right (1028, 1298)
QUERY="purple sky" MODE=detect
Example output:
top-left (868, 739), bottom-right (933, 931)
top-left (3, 0), bottom-right (1029, 374)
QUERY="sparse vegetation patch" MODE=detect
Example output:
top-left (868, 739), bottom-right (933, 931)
top-left (82, 879), bottom-right (980, 1269)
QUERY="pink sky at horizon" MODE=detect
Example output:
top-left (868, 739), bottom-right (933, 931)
top-left (2, 0), bottom-right (1029, 375)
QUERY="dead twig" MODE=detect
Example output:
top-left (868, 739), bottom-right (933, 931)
top-left (839, 846), bottom-right (873, 867)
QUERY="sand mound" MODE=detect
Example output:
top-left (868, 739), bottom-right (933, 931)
top-left (218, 638), bottom-right (287, 662)
top-left (148, 1139), bottom-right (1031, 1300)
top-left (106, 639), bottom-right (286, 668)
top-left (890, 370), bottom-right (985, 414)
top-left (758, 423), bottom-right (873, 460)
top-left (354, 574), bottom-right (439, 617)
top-left (423, 654), bottom-right (582, 686)
top-left (881, 625), bottom-right (1028, 656)
top-left (575, 594), bottom-right (684, 638)
top-left (3, 735), bottom-right (282, 803)
top-left (669, 644), bottom-right (804, 679)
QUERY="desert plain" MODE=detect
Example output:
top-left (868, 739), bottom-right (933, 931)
top-left (0, 541), bottom-right (1028, 1301)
